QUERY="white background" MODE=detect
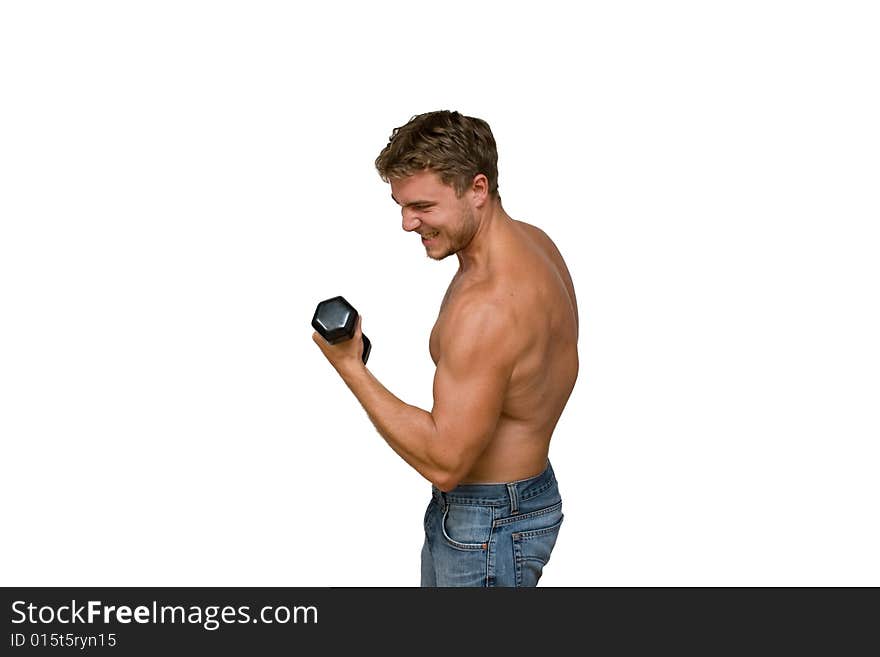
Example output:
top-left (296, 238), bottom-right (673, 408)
top-left (1, 1), bottom-right (878, 587)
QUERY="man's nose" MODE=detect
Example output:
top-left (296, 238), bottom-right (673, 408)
top-left (402, 211), bottom-right (421, 232)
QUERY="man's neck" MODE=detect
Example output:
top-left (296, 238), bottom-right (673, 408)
top-left (456, 200), bottom-right (511, 274)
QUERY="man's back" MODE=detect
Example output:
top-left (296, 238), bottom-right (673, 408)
top-left (430, 218), bottom-right (579, 483)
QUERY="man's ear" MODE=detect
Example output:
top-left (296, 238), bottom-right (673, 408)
top-left (471, 173), bottom-right (490, 208)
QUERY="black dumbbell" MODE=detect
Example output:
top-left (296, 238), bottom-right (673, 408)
top-left (311, 296), bottom-right (371, 365)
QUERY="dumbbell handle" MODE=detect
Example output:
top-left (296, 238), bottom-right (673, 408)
top-left (360, 334), bottom-right (372, 365)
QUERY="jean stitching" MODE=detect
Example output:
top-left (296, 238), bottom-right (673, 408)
top-left (443, 497), bottom-right (505, 506)
top-left (493, 501), bottom-right (562, 528)
top-left (423, 500), bottom-right (436, 551)
top-left (513, 536), bottom-right (523, 587)
top-left (484, 523), bottom-right (496, 587)
top-left (513, 516), bottom-right (564, 541)
top-left (520, 479), bottom-right (553, 501)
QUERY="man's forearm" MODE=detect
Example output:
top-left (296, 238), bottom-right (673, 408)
top-left (335, 362), bottom-right (450, 487)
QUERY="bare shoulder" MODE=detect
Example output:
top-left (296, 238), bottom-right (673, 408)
top-left (514, 219), bottom-right (551, 238)
top-left (442, 282), bottom-right (514, 332)
top-left (515, 220), bottom-right (568, 262)
top-left (438, 282), bottom-right (520, 357)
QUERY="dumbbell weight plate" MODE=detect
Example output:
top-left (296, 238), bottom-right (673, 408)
top-left (311, 295), bottom-right (371, 365)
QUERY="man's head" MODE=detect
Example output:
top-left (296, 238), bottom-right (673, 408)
top-left (375, 110), bottom-right (501, 260)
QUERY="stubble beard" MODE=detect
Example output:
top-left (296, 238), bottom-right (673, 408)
top-left (427, 206), bottom-right (477, 261)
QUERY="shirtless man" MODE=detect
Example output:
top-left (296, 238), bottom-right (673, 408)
top-left (312, 110), bottom-right (579, 587)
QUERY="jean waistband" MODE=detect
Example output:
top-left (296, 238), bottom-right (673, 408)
top-left (431, 461), bottom-right (556, 511)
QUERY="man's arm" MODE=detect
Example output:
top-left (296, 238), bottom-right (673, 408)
top-left (315, 299), bottom-right (516, 491)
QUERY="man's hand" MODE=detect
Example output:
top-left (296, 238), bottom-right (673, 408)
top-left (312, 314), bottom-right (366, 374)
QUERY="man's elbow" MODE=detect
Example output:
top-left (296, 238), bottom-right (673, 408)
top-left (430, 458), bottom-right (469, 493)
top-left (427, 429), bottom-right (483, 492)
top-left (433, 473), bottom-right (461, 493)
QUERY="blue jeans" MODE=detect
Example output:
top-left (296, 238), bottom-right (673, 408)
top-left (420, 461), bottom-right (563, 587)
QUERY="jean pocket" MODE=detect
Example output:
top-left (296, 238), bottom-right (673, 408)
top-left (440, 503), bottom-right (493, 551)
top-left (512, 515), bottom-right (564, 587)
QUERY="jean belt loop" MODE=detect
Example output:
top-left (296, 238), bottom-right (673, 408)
top-left (507, 482), bottom-right (519, 514)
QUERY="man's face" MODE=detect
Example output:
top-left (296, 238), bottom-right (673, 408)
top-left (390, 170), bottom-right (477, 261)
